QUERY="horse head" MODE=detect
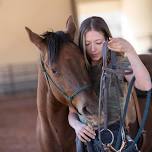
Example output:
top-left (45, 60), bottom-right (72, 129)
top-left (25, 16), bottom-right (99, 126)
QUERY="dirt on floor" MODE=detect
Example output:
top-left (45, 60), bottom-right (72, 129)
top-left (0, 94), bottom-right (40, 152)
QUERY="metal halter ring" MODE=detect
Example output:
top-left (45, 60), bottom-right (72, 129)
top-left (99, 128), bottom-right (114, 145)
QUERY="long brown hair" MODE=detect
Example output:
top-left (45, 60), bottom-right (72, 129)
top-left (79, 16), bottom-right (112, 69)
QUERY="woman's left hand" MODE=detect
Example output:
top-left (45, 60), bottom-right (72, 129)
top-left (108, 38), bottom-right (134, 53)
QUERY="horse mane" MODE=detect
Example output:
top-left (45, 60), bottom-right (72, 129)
top-left (41, 31), bottom-right (71, 65)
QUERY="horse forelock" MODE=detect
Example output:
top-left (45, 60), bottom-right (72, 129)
top-left (41, 31), bottom-right (71, 65)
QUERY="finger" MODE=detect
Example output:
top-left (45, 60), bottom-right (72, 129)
top-left (87, 124), bottom-right (94, 130)
top-left (85, 126), bottom-right (96, 136)
top-left (108, 43), bottom-right (121, 51)
top-left (109, 37), bottom-right (121, 42)
top-left (108, 45), bottom-right (121, 51)
top-left (108, 40), bottom-right (120, 46)
top-left (83, 129), bottom-right (96, 139)
top-left (108, 38), bottom-right (116, 43)
top-left (79, 131), bottom-right (91, 142)
top-left (108, 38), bottom-right (120, 44)
top-left (87, 124), bottom-right (96, 131)
top-left (77, 134), bottom-right (87, 143)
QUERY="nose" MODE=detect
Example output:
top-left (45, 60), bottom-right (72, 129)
top-left (82, 102), bottom-right (98, 116)
top-left (73, 90), bottom-right (98, 116)
top-left (91, 43), bottom-right (96, 52)
top-left (82, 105), bottom-right (90, 115)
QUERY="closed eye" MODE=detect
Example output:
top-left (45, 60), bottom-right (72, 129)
top-left (51, 68), bottom-right (60, 76)
top-left (96, 40), bottom-right (104, 45)
top-left (52, 68), bottom-right (57, 74)
top-left (85, 43), bottom-right (90, 46)
top-left (96, 42), bottom-right (102, 45)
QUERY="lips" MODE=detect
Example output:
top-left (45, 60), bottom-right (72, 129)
top-left (91, 53), bottom-right (98, 57)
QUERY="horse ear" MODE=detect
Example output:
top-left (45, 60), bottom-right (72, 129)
top-left (66, 16), bottom-right (76, 40)
top-left (25, 27), bottom-right (45, 52)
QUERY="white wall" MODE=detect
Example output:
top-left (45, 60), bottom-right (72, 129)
top-left (122, 0), bottom-right (152, 53)
top-left (0, 0), bottom-right (72, 65)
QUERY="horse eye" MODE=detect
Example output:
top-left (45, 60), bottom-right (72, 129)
top-left (51, 68), bottom-right (58, 75)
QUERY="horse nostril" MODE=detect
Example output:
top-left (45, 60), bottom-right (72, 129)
top-left (82, 106), bottom-right (91, 115)
top-left (82, 103), bottom-right (98, 115)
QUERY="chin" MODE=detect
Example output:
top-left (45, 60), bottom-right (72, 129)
top-left (92, 57), bottom-right (100, 62)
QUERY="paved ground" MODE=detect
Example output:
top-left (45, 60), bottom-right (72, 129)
top-left (0, 94), bottom-right (40, 152)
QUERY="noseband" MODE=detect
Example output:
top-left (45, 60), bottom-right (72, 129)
top-left (40, 56), bottom-right (91, 114)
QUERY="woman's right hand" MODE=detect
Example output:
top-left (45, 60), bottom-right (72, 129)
top-left (74, 121), bottom-right (96, 142)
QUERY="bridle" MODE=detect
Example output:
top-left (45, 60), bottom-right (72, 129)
top-left (40, 56), bottom-right (91, 114)
top-left (98, 41), bottom-right (131, 151)
top-left (98, 41), bottom-right (151, 152)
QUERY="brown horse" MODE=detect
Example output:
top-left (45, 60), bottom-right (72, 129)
top-left (127, 54), bottom-right (152, 152)
top-left (25, 16), bottom-right (98, 152)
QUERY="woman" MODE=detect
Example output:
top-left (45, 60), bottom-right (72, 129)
top-left (68, 16), bottom-right (151, 152)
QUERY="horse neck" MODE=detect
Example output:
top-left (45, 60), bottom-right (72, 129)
top-left (37, 66), bottom-right (49, 113)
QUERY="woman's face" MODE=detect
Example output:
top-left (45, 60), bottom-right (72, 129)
top-left (85, 30), bottom-right (105, 63)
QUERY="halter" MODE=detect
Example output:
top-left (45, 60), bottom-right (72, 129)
top-left (40, 56), bottom-right (91, 114)
top-left (98, 41), bottom-right (151, 152)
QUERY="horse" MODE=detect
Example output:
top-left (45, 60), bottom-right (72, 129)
top-left (25, 16), bottom-right (99, 152)
top-left (126, 54), bottom-right (152, 152)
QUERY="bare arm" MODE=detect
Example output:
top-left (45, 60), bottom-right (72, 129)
top-left (108, 38), bottom-right (152, 91)
top-left (124, 48), bottom-right (151, 90)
